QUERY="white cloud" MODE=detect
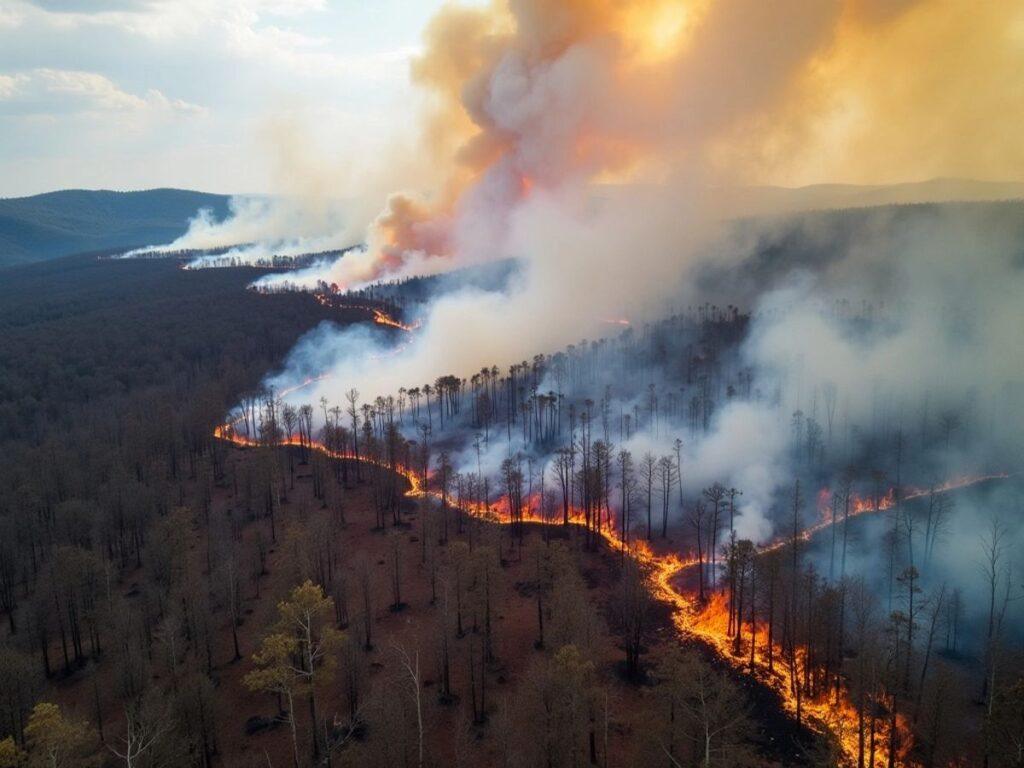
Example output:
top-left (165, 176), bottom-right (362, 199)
top-left (0, 0), bottom-right (443, 194)
top-left (0, 4), bottom-right (24, 29)
top-left (0, 67), bottom-right (203, 114)
top-left (0, 72), bottom-right (24, 99)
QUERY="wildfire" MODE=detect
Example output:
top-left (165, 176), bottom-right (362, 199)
top-left (601, 318), bottom-right (631, 326)
top-left (213, 376), bottom-right (1006, 768)
top-left (313, 292), bottom-right (420, 333)
top-left (371, 308), bottom-right (422, 333)
top-left (277, 373), bottom-right (333, 399)
top-left (685, 591), bottom-right (915, 768)
top-left (786, 474), bottom-right (1012, 552)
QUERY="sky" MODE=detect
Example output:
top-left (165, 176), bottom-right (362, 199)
top-left (0, 0), bottom-right (458, 197)
top-left (2, 0), bottom-right (1022, 200)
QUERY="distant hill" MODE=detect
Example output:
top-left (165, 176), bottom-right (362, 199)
top-left (0, 188), bottom-right (231, 268)
top-left (713, 177), bottom-right (1024, 217)
top-left (596, 177), bottom-right (1024, 219)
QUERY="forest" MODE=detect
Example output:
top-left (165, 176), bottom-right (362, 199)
top-left (0, 203), bottom-right (1022, 768)
top-left (0, 253), bottom-right (788, 767)
top-left (4, 0), bottom-right (1024, 764)
top-left (223, 283), bottom-right (1023, 768)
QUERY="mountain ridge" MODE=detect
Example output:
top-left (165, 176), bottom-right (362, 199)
top-left (0, 187), bottom-right (231, 268)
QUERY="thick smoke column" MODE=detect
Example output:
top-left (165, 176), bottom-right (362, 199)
top-left (249, 0), bottom-right (894, 392)
top-left (255, 0), bottom-right (1024, 291)
top-left (131, 1), bottom-right (1024, 291)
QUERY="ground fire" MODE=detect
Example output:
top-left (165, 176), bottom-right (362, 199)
top-left (214, 364), bottom-right (1008, 768)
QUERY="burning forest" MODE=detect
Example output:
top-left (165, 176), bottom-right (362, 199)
top-left (2, 1), bottom-right (1023, 767)
top-left (214, 282), bottom-right (1020, 767)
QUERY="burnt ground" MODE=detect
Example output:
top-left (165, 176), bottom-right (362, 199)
top-left (637, 581), bottom-right (822, 766)
top-left (38, 443), bottom-right (822, 767)
top-left (33, 448), bottom-right (692, 766)
top-left (689, 636), bottom-right (823, 765)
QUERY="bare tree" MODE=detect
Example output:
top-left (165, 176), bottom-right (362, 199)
top-left (639, 452), bottom-right (656, 540)
top-left (658, 454), bottom-right (678, 539)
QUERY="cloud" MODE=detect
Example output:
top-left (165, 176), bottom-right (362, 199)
top-left (0, 73), bottom-right (21, 99)
top-left (25, 0), bottom-right (155, 12)
top-left (15, 0), bottom-right (386, 80)
top-left (22, 0), bottom-right (325, 20)
top-left (0, 4), bottom-right (24, 28)
top-left (0, 67), bottom-right (203, 115)
top-left (0, 0), bottom-right (438, 195)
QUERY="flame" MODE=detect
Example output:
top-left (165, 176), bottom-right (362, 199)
top-left (760, 474), bottom-right (1012, 556)
top-left (213, 376), bottom-right (1005, 768)
top-left (685, 591), bottom-right (915, 767)
top-left (313, 292), bottom-right (420, 333)
top-left (277, 374), bottom-right (332, 399)
top-left (601, 317), bottom-right (631, 326)
top-left (371, 308), bottom-right (422, 333)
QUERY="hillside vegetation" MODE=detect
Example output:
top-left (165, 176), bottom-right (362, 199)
top-left (0, 188), bottom-right (230, 267)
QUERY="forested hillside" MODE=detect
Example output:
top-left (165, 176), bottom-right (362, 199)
top-left (0, 254), bottom-right (333, 763)
top-left (0, 189), bottom-right (231, 268)
top-left (0, 254), bottom-right (812, 768)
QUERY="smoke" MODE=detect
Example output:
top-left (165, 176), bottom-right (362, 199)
top-left (253, 0), bottom-right (1023, 288)
top-left (121, 194), bottom-right (351, 265)
top-left (612, 402), bottom-right (785, 543)
top-left (211, 0), bottom-right (917, 289)
top-left (257, 0), bottom-right (1019, 520)
top-left (743, 202), bottom-right (1024, 467)
top-left (251, 0), bottom-right (882, 390)
top-left (194, 1), bottom-right (1024, 630)
top-left (125, 110), bottom-right (442, 267)
top-left (123, 0), bottom-right (1024, 298)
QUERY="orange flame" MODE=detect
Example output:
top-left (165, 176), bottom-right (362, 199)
top-left (314, 292), bottom-right (420, 333)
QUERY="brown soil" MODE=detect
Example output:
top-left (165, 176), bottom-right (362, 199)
top-left (42, 446), bottom-right (708, 767)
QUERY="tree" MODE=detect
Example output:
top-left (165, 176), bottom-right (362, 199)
top-left (702, 484), bottom-right (726, 591)
top-left (922, 486), bottom-right (952, 568)
top-left (980, 516), bottom-right (1010, 704)
top-left (617, 558), bottom-right (651, 680)
top-left (657, 454), bottom-right (678, 539)
top-left (897, 565), bottom-right (922, 694)
top-left (345, 388), bottom-right (361, 478)
top-left (554, 448), bottom-right (574, 526)
top-left (517, 645), bottom-right (601, 768)
top-left (0, 646), bottom-right (40, 748)
top-left (617, 450), bottom-right (635, 551)
top-left (245, 634), bottom-right (302, 768)
top-left (245, 581), bottom-right (342, 765)
top-left (107, 693), bottom-right (176, 768)
top-left (275, 581), bottom-right (343, 761)
top-left (651, 648), bottom-right (753, 768)
top-left (392, 642), bottom-right (425, 768)
top-left (546, 544), bottom-right (604, 655)
top-left (23, 702), bottom-right (96, 768)
top-left (639, 452), bottom-right (655, 540)
top-left (689, 501), bottom-right (708, 602)
top-left (0, 737), bottom-right (24, 768)
top-left (986, 678), bottom-right (1024, 768)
